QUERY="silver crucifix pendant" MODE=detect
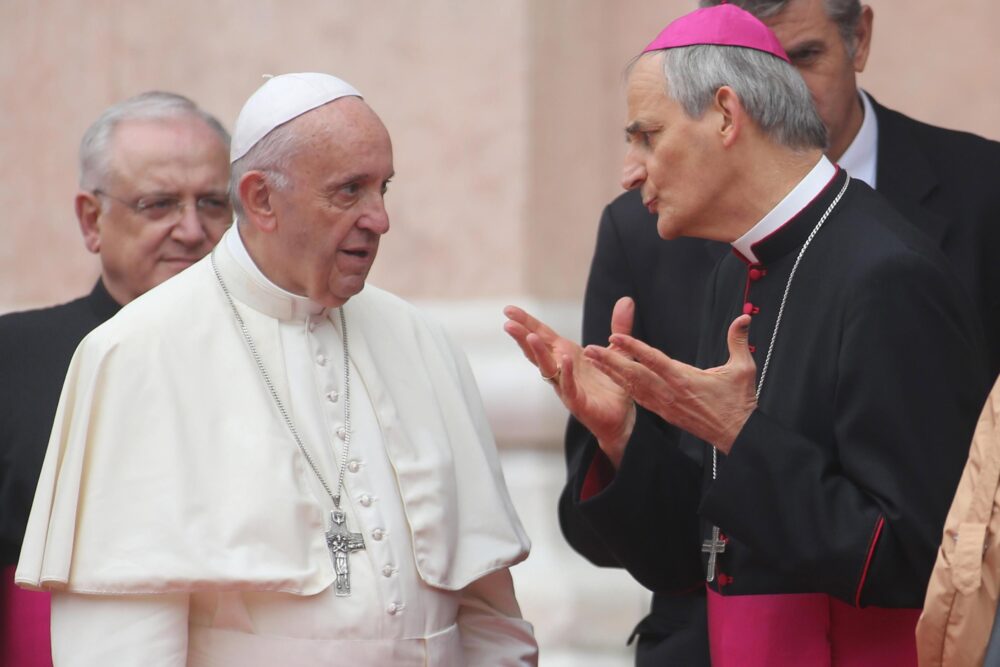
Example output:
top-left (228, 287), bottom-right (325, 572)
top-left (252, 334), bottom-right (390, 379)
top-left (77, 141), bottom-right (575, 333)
top-left (701, 525), bottom-right (727, 583)
top-left (325, 508), bottom-right (366, 596)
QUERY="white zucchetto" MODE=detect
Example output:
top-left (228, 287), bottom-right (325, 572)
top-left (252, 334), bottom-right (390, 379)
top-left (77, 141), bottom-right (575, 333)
top-left (230, 72), bottom-right (362, 163)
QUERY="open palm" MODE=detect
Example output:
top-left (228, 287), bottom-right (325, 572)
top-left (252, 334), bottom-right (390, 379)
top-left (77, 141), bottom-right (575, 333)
top-left (503, 299), bottom-right (636, 450)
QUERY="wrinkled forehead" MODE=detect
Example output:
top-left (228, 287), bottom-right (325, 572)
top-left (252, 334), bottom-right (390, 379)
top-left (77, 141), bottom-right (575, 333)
top-left (626, 53), bottom-right (670, 103)
top-left (110, 114), bottom-right (224, 151)
top-left (293, 97), bottom-right (389, 144)
top-left (283, 98), bottom-right (394, 176)
top-left (107, 116), bottom-right (229, 183)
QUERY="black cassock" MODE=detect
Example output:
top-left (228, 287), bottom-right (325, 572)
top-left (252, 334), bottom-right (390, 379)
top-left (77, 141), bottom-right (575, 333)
top-left (0, 281), bottom-right (120, 567)
top-left (696, 168), bottom-right (990, 606)
top-left (576, 169), bottom-right (989, 609)
top-left (562, 99), bottom-right (1000, 664)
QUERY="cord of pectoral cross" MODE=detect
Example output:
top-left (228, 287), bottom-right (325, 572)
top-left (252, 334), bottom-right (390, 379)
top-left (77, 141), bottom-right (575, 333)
top-left (711, 177), bottom-right (849, 482)
top-left (705, 177), bottom-right (849, 583)
top-left (212, 251), bottom-right (366, 596)
top-left (211, 251), bottom-right (353, 508)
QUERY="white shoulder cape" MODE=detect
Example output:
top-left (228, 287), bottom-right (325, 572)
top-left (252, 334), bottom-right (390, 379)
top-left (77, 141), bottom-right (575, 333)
top-left (16, 248), bottom-right (529, 595)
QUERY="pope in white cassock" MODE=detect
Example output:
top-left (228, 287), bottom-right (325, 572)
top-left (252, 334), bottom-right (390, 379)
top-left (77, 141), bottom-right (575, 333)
top-left (16, 73), bottom-right (538, 666)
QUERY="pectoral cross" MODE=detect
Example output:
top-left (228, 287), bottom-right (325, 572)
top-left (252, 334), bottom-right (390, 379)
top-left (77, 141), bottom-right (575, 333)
top-left (326, 508), bottom-right (366, 596)
top-left (702, 525), bottom-right (727, 583)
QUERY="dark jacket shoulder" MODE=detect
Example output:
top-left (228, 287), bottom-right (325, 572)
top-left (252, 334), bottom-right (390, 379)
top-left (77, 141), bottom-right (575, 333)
top-left (0, 293), bottom-right (96, 353)
top-left (877, 101), bottom-right (1000, 170)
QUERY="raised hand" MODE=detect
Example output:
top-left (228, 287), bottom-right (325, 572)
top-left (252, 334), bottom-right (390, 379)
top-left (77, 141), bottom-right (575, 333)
top-left (503, 298), bottom-right (639, 466)
top-left (584, 314), bottom-right (758, 454)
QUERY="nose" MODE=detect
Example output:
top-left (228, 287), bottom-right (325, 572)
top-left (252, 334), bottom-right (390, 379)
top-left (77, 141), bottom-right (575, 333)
top-left (621, 148), bottom-right (647, 191)
top-left (358, 195), bottom-right (390, 235)
top-left (171, 201), bottom-right (209, 246)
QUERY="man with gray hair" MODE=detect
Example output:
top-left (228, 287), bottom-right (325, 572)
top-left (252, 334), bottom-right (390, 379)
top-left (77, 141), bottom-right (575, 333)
top-left (506, 4), bottom-right (988, 665)
top-left (557, 0), bottom-right (1000, 663)
top-left (0, 91), bottom-right (231, 666)
top-left (16, 73), bottom-right (538, 666)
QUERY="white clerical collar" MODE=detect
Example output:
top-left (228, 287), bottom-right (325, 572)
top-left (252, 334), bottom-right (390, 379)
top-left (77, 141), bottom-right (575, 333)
top-left (221, 225), bottom-right (327, 321)
top-left (836, 89), bottom-right (878, 188)
top-left (732, 156), bottom-right (837, 264)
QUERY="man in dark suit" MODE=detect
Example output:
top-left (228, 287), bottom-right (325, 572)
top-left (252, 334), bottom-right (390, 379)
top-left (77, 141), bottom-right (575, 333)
top-left (0, 92), bottom-right (231, 666)
top-left (558, 0), bottom-right (1000, 664)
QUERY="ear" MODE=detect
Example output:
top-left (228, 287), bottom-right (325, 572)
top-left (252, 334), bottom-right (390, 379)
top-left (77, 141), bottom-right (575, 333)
top-left (713, 86), bottom-right (743, 148)
top-left (851, 5), bottom-right (874, 73)
top-left (238, 171), bottom-right (279, 233)
top-left (75, 191), bottom-right (102, 254)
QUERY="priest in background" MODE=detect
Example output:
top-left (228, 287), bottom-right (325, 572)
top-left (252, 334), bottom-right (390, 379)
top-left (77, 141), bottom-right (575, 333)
top-left (0, 91), bottom-right (232, 667)
top-left (17, 72), bottom-right (537, 666)
top-left (505, 5), bottom-right (988, 665)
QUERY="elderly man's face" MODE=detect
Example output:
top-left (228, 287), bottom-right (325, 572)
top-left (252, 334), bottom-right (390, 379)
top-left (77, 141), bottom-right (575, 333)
top-left (764, 0), bottom-right (871, 160)
top-left (622, 54), bottom-right (727, 240)
top-left (268, 98), bottom-right (393, 308)
top-left (79, 116), bottom-right (231, 305)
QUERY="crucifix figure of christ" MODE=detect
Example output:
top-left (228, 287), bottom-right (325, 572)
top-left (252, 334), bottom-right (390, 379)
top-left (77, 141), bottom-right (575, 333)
top-left (702, 525), bottom-right (727, 583)
top-left (326, 508), bottom-right (366, 596)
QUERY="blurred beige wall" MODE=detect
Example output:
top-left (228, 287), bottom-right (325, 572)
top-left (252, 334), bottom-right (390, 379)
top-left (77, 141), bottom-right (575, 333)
top-left (3, 0), bottom-right (998, 312)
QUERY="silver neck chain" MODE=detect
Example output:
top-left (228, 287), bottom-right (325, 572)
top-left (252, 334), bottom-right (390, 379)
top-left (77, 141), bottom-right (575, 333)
top-left (712, 176), bottom-right (850, 480)
top-left (211, 251), bottom-right (353, 508)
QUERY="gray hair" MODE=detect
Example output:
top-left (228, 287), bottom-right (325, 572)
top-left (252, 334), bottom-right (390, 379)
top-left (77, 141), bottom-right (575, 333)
top-left (228, 118), bottom-right (301, 221)
top-left (658, 45), bottom-right (827, 150)
top-left (698, 0), bottom-right (864, 57)
top-left (79, 91), bottom-right (230, 191)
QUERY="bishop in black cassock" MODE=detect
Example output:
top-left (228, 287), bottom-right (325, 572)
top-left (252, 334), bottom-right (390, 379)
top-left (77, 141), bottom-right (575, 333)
top-left (575, 161), bottom-right (990, 665)
top-left (561, 96), bottom-right (1000, 667)
top-left (561, 2), bottom-right (1000, 663)
top-left (583, 165), bottom-right (991, 666)
top-left (506, 5), bottom-right (990, 665)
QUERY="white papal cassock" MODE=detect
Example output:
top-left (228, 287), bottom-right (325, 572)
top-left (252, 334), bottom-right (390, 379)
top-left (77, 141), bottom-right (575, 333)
top-left (16, 226), bottom-right (537, 666)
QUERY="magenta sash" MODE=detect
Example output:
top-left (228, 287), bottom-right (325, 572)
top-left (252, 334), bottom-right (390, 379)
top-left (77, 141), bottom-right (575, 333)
top-left (707, 586), bottom-right (919, 666)
top-left (1, 565), bottom-right (52, 667)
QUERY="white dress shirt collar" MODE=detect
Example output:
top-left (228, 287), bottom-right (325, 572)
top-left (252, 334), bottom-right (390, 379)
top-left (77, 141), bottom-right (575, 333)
top-left (836, 89), bottom-right (879, 188)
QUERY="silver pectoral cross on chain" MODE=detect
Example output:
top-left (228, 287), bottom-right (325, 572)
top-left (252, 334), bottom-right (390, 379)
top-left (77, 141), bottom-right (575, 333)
top-left (702, 525), bottom-right (727, 583)
top-left (326, 506), bottom-right (366, 596)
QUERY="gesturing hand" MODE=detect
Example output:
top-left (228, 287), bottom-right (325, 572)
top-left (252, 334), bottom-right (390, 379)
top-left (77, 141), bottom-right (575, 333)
top-left (503, 298), bottom-right (638, 466)
top-left (584, 314), bottom-right (758, 454)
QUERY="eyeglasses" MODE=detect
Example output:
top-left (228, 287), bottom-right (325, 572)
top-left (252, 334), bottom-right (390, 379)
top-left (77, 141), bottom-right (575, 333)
top-left (93, 189), bottom-right (232, 224)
